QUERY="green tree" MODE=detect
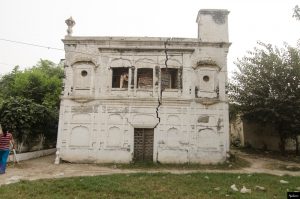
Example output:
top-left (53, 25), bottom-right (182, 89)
top-left (229, 42), bottom-right (300, 154)
top-left (7, 60), bottom-right (63, 108)
top-left (0, 66), bottom-right (20, 102)
top-left (0, 97), bottom-right (57, 151)
top-left (0, 59), bottom-right (63, 151)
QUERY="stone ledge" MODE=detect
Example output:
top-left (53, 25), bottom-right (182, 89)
top-left (8, 148), bottom-right (56, 162)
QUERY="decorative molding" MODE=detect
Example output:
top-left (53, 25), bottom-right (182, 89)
top-left (109, 58), bottom-right (132, 68)
top-left (193, 59), bottom-right (220, 70)
top-left (195, 97), bottom-right (220, 105)
top-left (70, 57), bottom-right (99, 68)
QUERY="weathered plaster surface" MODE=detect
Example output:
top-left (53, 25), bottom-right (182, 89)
top-left (57, 9), bottom-right (230, 164)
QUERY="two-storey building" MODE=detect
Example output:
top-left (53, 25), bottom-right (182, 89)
top-left (56, 9), bottom-right (231, 164)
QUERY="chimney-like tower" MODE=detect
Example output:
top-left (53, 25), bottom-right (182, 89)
top-left (196, 9), bottom-right (229, 42)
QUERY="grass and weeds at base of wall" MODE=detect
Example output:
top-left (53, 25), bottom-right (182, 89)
top-left (0, 173), bottom-right (299, 199)
top-left (97, 156), bottom-right (250, 170)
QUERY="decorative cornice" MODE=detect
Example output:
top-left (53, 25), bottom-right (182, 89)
top-left (62, 37), bottom-right (231, 49)
top-left (98, 47), bottom-right (195, 53)
top-left (61, 96), bottom-right (228, 106)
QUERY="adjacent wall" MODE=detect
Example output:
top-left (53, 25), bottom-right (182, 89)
top-left (230, 119), bottom-right (300, 151)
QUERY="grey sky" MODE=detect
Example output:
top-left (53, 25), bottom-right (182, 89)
top-left (0, 0), bottom-right (299, 76)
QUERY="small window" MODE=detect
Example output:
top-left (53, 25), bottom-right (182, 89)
top-left (161, 68), bottom-right (178, 89)
top-left (137, 68), bottom-right (153, 89)
top-left (203, 75), bottom-right (209, 82)
top-left (112, 68), bottom-right (129, 88)
top-left (81, 70), bottom-right (88, 77)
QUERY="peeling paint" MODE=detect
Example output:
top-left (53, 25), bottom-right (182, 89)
top-left (57, 9), bottom-right (230, 164)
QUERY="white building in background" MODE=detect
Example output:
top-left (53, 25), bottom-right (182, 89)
top-left (56, 9), bottom-right (231, 164)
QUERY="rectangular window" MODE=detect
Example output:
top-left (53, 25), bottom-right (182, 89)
top-left (161, 68), bottom-right (178, 89)
top-left (112, 68), bottom-right (129, 89)
top-left (137, 68), bottom-right (153, 89)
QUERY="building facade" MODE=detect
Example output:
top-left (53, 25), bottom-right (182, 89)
top-left (56, 9), bottom-right (231, 164)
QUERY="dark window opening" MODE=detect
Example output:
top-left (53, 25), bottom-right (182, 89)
top-left (81, 70), bottom-right (88, 77)
top-left (137, 68), bottom-right (153, 89)
top-left (203, 75), bottom-right (210, 82)
top-left (112, 68), bottom-right (129, 88)
top-left (161, 68), bottom-right (178, 89)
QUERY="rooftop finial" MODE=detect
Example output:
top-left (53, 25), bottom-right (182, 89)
top-left (65, 17), bottom-right (75, 36)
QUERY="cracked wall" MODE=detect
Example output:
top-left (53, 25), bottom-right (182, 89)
top-left (56, 9), bottom-right (230, 164)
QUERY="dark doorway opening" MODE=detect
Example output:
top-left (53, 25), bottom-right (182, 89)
top-left (134, 128), bottom-right (154, 161)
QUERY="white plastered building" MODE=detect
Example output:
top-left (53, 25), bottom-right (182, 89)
top-left (56, 9), bottom-right (231, 164)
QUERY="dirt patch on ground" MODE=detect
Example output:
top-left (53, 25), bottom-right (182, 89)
top-left (232, 149), bottom-right (300, 176)
top-left (0, 150), bottom-right (299, 185)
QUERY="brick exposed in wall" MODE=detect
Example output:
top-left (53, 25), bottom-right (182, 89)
top-left (161, 69), bottom-right (178, 89)
top-left (161, 72), bottom-right (171, 89)
top-left (138, 69), bottom-right (153, 89)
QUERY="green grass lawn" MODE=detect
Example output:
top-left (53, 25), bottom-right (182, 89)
top-left (0, 173), bottom-right (299, 199)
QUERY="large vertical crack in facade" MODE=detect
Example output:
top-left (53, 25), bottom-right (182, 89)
top-left (155, 38), bottom-right (171, 128)
top-left (164, 38), bottom-right (170, 71)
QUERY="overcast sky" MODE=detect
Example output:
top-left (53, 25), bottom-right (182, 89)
top-left (0, 0), bottom-right (299, 76)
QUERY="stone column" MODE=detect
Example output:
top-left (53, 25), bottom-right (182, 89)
top-left (134, 67), bottom-right (137, 96)
top-left (128, 67), bottom-right (132, 95)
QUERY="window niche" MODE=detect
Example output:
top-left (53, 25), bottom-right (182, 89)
top-left (112, 67), bottom-right (129, 89)
top-left (137, 68), bottom-right (153, 89)
top-left (72, 61), bottom-right (95, 98)
top-left (161, 68), bottom-right (179, 89)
